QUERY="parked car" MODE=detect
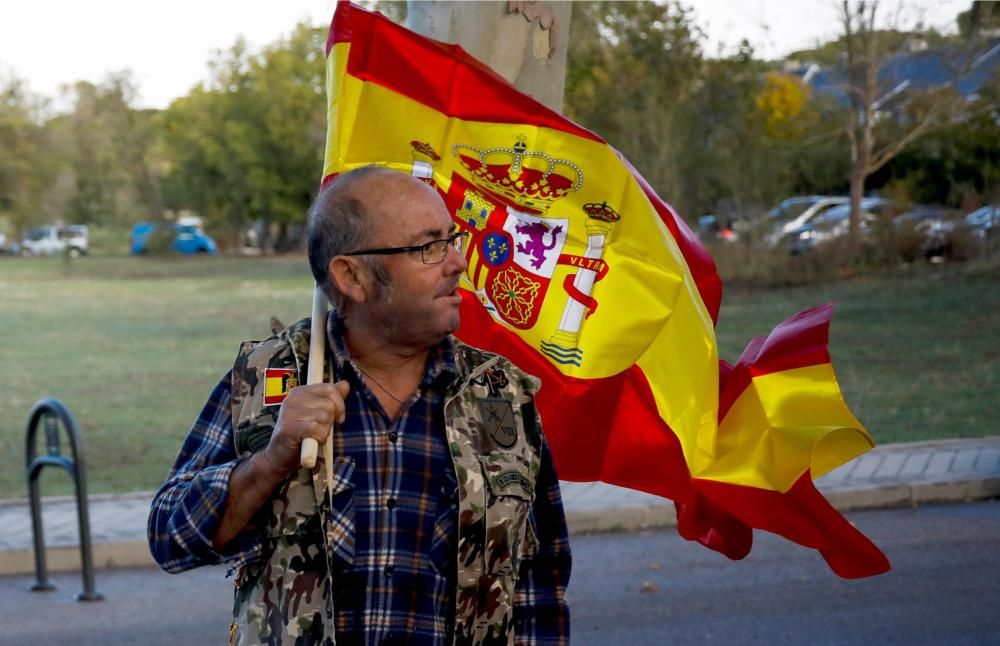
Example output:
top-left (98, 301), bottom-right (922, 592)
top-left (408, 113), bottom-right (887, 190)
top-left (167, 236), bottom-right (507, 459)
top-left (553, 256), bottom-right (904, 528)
top-left (964, 205), bottom-right (999, 240)
top-left (696, 214), bottom-right (740, 242)
top-left (892, 206), bottom-right (957, 260)
top-left (21, 225), bottom-right (89, 257)
top-left (779, 198), bottom-right (894, 254)
top-left (766, 196), bottom-right (847, 226)
top-left (764, 196), bottom-right (849, 247)
top-left (131, 222), bottom-right (217, 255)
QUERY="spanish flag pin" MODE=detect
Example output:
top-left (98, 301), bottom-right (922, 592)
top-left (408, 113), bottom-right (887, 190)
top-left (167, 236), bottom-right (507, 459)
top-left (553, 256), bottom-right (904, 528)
top-left (263, 368), bottom-right (298, 406)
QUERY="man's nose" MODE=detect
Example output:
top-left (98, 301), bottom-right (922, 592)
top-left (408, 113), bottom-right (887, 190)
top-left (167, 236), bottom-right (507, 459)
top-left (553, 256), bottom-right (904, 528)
top-left (444, 240), bottom-right (469, 274)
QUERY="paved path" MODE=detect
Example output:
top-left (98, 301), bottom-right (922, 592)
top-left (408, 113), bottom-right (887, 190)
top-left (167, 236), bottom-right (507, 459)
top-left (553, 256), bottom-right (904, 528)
top-left (2, 437), bottom-right (998, 576)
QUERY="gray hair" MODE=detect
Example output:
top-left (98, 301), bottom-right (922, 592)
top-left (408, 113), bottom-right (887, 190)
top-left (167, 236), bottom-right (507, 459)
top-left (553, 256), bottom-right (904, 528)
top-left (307, 166), bottom-right (395, 310)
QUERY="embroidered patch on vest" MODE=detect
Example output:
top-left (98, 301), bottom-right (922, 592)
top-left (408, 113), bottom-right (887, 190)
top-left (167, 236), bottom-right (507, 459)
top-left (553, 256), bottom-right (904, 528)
top-left (478, 398), bottom-right (517, 448)
top-left (494, 470), bottom-right (533, 496)
top-left (263, 368), bottom-right (298, 406)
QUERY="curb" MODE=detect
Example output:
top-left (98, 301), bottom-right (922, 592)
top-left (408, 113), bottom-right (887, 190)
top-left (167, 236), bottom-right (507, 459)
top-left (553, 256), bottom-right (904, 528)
top-left (0, 542), bottom-right (155, 577)
top-left (0, 491), bottom-right (157, 509)
top-left (822, 476), bottom-right (1000, 511)
top-left (2, 477), bottom-right (998, 577)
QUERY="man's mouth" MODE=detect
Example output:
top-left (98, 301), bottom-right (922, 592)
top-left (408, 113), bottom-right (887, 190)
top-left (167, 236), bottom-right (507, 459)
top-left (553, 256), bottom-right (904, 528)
top-left (438, 283), bottom-right (461, 300)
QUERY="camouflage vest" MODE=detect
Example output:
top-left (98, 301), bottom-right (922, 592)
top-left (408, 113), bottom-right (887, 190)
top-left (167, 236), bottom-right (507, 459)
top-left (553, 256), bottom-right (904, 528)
top-left (227, 317), bottom-right (543, 646)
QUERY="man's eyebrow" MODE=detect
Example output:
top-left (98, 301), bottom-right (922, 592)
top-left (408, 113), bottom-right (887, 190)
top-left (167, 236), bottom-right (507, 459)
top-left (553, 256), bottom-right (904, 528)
top-left (406, 225), bottom-right (456, 244)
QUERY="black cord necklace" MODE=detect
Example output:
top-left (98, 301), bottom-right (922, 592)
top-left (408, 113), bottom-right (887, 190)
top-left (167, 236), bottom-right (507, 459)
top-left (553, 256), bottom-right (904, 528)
top-left (351, 360), bottom-right (408, 404)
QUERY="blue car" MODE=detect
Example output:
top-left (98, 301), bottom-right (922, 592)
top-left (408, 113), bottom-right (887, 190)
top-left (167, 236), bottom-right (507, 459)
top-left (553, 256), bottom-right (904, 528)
top-left (131, 223), bottom-right (217, 255)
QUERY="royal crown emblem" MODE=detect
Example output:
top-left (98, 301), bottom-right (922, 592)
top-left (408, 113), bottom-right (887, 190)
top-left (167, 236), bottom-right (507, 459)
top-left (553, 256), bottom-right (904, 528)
top-left (451, 134), bottom-right (583, 214)
top-left (583, 201), bottom-right (621, 223)
top-left (410, 140), bottom-right (441, 161)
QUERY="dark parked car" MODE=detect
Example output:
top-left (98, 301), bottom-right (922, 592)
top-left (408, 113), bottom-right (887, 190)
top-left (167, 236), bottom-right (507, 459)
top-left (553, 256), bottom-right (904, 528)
top-left (892, 206), bottom-right (957, 259)
top-left (696, 214), bottom-right (740, 242)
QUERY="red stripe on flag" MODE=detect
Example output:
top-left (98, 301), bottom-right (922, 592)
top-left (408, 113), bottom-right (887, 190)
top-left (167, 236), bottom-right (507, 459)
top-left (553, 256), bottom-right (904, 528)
top-left (328, 2), bottom-right (603, 142)
top-left (718, 303), bottom-right (836, 421)
top-left (693, 473), bottom-right (891, 578)
top-left (749, 302), bottom-right (834, 377)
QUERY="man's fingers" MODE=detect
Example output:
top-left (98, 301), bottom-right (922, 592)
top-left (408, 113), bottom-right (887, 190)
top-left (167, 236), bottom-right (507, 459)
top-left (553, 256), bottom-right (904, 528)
top-left (333, 380), bottom-right (350, 423)
top-left (298, 381), bottom-right (349, 400)
top-left (286, 383), bottom-right (347, 420)
top-left (291, 400), bottom-right (336, 426)
top-left (297, 417), bottom-right (334, 443)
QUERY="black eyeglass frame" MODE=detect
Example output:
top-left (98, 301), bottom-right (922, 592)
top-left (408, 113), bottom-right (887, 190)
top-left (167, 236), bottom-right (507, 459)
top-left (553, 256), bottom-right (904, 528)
top-left (345, 230), bottom-right (469, 265)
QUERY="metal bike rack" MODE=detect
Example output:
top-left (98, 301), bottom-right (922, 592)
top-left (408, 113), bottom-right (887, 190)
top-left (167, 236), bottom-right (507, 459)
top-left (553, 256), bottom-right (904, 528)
top-left (25, 398), bottom-right (103, 601)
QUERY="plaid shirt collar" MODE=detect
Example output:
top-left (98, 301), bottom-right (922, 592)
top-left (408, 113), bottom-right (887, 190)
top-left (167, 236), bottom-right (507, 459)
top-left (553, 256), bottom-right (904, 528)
top-left (325, 308), bottom-right (458, 392)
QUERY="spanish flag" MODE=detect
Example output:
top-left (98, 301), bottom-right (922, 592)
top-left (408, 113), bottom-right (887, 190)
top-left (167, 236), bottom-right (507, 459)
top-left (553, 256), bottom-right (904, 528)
top-left (263, 368), bottom-right (298, 406)
top-left (321, 2), bottom-right (889, 578)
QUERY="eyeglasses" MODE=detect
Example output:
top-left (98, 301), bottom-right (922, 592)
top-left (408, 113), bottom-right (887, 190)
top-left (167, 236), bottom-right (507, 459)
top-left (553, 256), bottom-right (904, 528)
top-left (345, 230), bottom-right (469, 265)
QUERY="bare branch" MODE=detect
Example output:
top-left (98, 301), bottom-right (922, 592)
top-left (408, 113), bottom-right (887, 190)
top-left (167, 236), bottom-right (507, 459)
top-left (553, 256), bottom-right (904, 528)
top-left (868, 104), bottom-right (942, 172)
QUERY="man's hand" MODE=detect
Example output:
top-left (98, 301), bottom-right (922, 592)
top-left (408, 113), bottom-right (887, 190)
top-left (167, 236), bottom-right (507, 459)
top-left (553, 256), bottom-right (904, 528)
top-left (212, 379), bottom-right (350, 551)
top-left (263, 380), bottom-right (351, 477)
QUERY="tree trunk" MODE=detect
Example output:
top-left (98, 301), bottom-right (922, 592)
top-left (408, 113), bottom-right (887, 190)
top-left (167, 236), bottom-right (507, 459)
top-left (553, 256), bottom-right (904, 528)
top-left (406, 0), bottom-right (572, 113)
top-left (847, 162), bottom-right (866, 258)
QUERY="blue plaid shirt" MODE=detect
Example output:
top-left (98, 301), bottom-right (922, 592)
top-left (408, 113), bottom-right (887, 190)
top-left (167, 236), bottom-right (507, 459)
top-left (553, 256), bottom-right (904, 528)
top-left (148, 315), bottom-right (571, 645)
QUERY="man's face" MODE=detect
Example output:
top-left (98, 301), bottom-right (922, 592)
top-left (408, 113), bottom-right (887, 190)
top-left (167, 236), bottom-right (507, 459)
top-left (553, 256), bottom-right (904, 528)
top-left (361, 177), bottom-right (468, 347)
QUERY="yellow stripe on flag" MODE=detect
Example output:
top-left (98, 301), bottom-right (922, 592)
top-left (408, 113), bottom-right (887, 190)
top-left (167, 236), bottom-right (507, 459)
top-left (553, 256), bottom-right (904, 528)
top-left (693, 364), bottom-right (874, 492)
top-left (264, 376), bottom-right (286, 400)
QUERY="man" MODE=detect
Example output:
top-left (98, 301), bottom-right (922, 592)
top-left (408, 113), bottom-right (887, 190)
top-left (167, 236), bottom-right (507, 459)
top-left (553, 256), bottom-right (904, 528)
top-left (148, 167), bottom-right (572, 646)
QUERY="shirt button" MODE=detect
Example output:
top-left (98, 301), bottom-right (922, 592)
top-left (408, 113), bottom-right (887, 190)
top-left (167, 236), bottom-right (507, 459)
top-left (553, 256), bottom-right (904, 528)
top-left (386, 497), bottom-right (397, 510)
top-left (388, 431), bottom-right (398, 443)
top-left (384, 565), bottom-right (395, 577)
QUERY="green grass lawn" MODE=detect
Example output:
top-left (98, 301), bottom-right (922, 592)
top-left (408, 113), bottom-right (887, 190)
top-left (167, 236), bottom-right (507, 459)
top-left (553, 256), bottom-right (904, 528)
top-left (1, 254), bottom-right (997, 498)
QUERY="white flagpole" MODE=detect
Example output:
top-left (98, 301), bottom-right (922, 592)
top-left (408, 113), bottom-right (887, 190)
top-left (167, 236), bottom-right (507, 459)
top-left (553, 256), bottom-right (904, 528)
top-left (300, 285), bottom-right (330, 472)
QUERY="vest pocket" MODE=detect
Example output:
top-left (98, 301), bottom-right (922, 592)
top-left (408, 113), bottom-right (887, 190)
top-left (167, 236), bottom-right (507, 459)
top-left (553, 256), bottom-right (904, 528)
top-left (481, 459), bottom-right (535, 577)
top-left (264, 458), bottom-right (357, 572)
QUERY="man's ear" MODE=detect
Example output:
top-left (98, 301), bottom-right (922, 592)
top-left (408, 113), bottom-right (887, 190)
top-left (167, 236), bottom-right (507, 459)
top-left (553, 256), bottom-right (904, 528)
top-left (329, 256), bottom-right (369, 304)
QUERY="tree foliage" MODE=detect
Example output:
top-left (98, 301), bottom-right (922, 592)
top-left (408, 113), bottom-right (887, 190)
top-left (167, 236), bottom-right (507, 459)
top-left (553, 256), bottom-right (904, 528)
top-left (0, 74), bottom-right (51, 233)
top-left (161, 23), bottom-right (327, 244)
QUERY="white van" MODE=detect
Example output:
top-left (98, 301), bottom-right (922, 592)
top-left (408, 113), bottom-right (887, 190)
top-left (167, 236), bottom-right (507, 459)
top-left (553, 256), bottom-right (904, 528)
top-left (21, 225), bottom-right (90, 257)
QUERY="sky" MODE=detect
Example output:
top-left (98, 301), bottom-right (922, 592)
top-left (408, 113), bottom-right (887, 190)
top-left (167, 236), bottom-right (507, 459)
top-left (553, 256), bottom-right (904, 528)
top-left (0, 0), bottom-right (970, 110)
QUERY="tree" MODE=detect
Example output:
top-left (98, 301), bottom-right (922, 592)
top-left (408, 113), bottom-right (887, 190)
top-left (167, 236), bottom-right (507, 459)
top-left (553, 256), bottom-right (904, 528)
top-left (957, 1), bottom-right (1000, 39)
top-left (23, 71), bottom-right (168, 231)
top-left (0, 72), bottom-right (50, 235)
top-left (160, 24), bottom-right (327, 248)
top-left (564, 1), bottom-right (707, 215)
top-left (836, 0), bottom-right (966, 258)
top-left (881, 70), bottom-right (1000, 208)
